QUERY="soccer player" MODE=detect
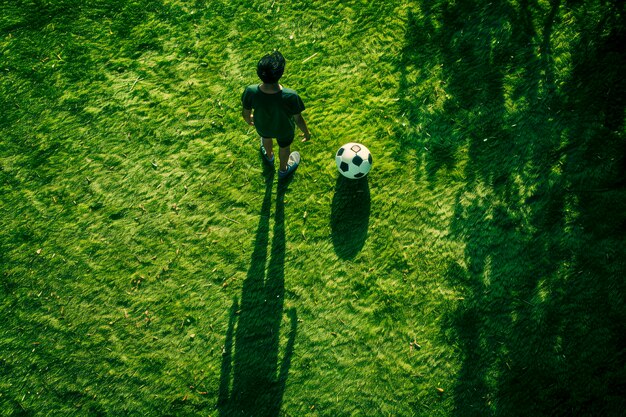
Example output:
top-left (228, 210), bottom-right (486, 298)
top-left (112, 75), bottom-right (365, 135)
top-left (241, 51), bottom-right (311, 179)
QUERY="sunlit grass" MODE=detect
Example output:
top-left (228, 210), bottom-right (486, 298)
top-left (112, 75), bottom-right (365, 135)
top-left (2, 0), bottom-right (624, 416)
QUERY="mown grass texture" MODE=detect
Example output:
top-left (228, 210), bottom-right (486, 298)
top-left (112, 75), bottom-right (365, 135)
top-left (1, 0), bottom-right (625, 416)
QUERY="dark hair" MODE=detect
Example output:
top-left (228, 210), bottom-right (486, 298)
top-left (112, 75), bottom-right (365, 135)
top-left (257, 51), bottom-right (285, 83)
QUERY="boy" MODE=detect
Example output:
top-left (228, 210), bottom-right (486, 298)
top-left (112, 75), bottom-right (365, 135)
top-left (241, 51), bottom-right (311, 179)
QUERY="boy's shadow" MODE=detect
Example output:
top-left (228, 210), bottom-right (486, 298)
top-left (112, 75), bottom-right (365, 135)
top-left (330, 175), bottom-right (371, 259)
top-left (218, 166), bottom-right (297, 417)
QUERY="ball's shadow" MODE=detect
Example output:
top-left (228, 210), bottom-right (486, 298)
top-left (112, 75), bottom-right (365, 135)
top-left (330, 175), bottom-right (371, 259)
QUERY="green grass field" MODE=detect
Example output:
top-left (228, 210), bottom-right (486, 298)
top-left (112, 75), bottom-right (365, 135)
top-left (1, 0), bottom-right (625, 416)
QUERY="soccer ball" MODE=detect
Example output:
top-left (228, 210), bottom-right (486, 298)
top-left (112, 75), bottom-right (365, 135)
top-left (335, 143), bottom-right (373, 179)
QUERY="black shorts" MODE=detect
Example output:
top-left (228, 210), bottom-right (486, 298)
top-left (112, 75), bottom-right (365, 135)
top-left (277, 136), bottom-right (294, 148)
top-left (257, 130), bottom-right (295, 148)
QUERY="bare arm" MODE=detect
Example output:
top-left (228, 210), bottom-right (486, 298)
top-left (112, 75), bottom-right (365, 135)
top-left (294, 113), bottom-right (311, 142)
top-left (242, 108), bottom-right (254, 126)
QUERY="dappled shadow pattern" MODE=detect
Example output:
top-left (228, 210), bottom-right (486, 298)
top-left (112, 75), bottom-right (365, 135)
top-left (400, 1), bottom-right (625, 416)
top-left (330, 175), bottom-right (371, 259)
top-left (218, 170), bottom-right (297, 417)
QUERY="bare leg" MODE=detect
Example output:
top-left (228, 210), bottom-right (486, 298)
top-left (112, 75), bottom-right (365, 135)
top-left (278, 146), bottom-right (290, 172)
top-left (262, 137), bottom-right (274, 160)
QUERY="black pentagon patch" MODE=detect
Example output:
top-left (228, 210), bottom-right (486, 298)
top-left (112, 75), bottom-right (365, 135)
top-left (352, 155), bottom-right (363, 166)
top-left (368, 154), bottom-right (373, 164)
top-left (337, 147), bottom-right (345, 156)
top-left (354, 172), bottom-right (365, 178)
top-left (340, 162), bottom-right (350, 172)
top-left (350, 144), bottom-right (362, 153)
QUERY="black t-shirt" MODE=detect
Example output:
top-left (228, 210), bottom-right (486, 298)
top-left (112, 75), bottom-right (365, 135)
top-left (242, 85), bottom-right (306, 139)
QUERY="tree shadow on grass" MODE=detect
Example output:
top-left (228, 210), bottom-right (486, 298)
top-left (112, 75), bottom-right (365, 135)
top-left (400, 1), bottom-right (626, 416)
top-left (330, 175), bottom-right (371, 260)
top-left (217, 168), bottom-right (297, 417)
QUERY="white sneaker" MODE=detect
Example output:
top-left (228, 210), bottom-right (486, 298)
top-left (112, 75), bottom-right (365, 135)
top-left (278, 152), bottom-right (300, 179)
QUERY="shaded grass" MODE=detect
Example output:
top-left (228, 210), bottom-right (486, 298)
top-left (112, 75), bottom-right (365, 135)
top-left (331, 176), bottom-right (371, 260)
top-left (398, 0), bottom-right (626, 416)
top-left (1, 0), bottom-right (625, 416)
